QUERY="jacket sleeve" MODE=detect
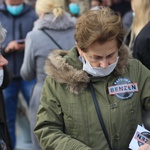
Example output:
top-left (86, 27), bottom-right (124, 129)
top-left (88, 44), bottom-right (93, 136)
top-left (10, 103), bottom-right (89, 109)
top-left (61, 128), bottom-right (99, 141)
top-left (34, 77), bottom-right (91, 150)
top-left (136, 60), bottom-right (150, 110)
top-left (20, 32), bottom-right (36, 81)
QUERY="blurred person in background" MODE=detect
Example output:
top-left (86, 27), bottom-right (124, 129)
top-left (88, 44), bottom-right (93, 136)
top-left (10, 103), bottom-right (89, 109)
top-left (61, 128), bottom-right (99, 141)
top-left (125, 0), bottom-right (150, 51)
top-left (90, 0), bottom-right (102, 8)
top-left (0, 0), bottom-right (38, 149)
top-left (20, 0), bottom-right (76, 149)
top-left (0, 23), bottom-right (12, 150)
top-left (131, 0), bottom-right (150, 68)
top-left (101, 0), bottom-right (112, 7)
top-left (124, 0), bottom-right (150, 144)
top-left (122, 9), bottom-right (133, 32)
top-left (111, 0), bottom-right (131, 18)
top-left (133, 21), bottom-right (150, 70)
top-left (0, 0), bottom-right (3, 5)
top-left (24, 0), bottom-right (36, 7)
top-left (133, 21), bottom-right (150, 132)
top-left (66, 0), bottom-right (90, 17)
top-left (121, 0), bottom-right (133, 32)
top-left (91, 0), bottom-right (131, 18)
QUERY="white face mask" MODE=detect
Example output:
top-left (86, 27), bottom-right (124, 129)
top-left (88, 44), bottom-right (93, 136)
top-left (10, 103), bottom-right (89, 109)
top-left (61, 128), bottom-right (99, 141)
top-left (0, 69), bottom-right (4, 86)
top-left (80, 56), bottom-right (119, 77)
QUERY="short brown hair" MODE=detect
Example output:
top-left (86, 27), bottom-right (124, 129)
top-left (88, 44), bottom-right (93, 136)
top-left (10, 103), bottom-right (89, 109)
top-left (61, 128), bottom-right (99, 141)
top-left (74, 7), bottom-right (125, 51)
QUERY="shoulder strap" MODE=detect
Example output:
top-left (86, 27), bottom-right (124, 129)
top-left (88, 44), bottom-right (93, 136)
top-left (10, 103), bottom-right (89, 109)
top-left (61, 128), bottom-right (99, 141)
top-left (89, 81), bottom-right (114, 150)
top-left (41, 28), bottom-right (62, 49)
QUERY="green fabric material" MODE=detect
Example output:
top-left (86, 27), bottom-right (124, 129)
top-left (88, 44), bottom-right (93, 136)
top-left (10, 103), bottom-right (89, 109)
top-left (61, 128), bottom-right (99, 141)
top-left (34, 48), bottom-right (150, 150)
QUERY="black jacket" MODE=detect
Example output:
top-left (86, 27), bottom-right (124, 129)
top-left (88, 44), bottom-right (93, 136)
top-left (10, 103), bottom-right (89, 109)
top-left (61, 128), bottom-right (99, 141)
top-left (0, 67), bottom-right (12, 150)
top-left (133, 21), bottom-right (150, 70)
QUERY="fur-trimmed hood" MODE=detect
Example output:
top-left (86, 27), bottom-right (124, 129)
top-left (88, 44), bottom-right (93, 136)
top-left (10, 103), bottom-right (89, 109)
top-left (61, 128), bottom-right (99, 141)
top-left (44, 45), bottom-right (131, 94)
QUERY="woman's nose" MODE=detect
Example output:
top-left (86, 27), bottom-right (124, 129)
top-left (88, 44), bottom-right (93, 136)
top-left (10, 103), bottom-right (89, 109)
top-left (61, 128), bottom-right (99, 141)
top-left (99, 59), bottom-right (109, 68)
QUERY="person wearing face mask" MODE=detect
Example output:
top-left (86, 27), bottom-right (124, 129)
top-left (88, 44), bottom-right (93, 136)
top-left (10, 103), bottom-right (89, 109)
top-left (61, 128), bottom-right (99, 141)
top-left (68, 1), bottom-right (80, 17)
top-left (0, 0), bottom-right (38, 149)
top-left (34, 7), bottom-right (150, 150)
top-left (0, 23), bottom-right (12, 150)
top-left (67, 0), bottom-right (90, 18)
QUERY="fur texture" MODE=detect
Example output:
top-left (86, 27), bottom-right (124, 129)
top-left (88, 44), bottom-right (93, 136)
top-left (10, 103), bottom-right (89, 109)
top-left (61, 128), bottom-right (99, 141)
top-left (45, 50), bottom-right (89, 94)
top-left (44, 45), bottom-right (131, 94)
top-left (33, 12), bottom-right (76, 30)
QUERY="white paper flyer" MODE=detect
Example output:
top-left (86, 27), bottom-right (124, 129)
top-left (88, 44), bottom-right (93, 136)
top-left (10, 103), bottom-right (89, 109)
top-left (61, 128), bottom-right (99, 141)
top-left (129, 125), bottom-right (150, 150)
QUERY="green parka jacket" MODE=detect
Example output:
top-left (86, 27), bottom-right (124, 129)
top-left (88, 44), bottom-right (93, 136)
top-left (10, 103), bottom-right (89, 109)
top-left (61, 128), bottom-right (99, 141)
top-left (34, 45), bottom-right (150, 150)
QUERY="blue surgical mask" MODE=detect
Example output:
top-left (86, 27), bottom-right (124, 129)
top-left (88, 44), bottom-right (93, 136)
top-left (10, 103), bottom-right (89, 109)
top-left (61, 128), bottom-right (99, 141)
top-left (7, 4), bottom-right (23, 16)
top-left (69, 3), bottom-right (80, 15)
top-left (80, 56), bottom-right (119, 77)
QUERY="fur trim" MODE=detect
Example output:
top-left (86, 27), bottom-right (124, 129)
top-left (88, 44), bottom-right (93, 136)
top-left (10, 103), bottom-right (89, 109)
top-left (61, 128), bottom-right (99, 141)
top-left (44, 50), bottom-right (90, 94)
top-left (44, 45), bottom-right (131, 94)
top-left (33, 12), bottom-right (76, 30)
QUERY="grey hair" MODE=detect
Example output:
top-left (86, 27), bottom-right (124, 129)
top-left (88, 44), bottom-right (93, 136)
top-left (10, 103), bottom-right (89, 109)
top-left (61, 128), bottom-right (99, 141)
top-left (0, 23), bottom-right (7, 43)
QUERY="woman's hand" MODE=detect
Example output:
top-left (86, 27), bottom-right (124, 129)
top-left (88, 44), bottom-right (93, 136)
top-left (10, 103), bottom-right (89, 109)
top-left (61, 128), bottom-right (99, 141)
top-left (138, 143), bottom-right (150, 150)
top-left (5, 40), bottom-right (25, 53)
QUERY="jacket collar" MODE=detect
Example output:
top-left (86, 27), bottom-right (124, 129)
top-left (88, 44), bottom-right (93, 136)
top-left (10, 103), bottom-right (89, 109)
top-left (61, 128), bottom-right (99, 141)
top-left (33, 12), bottom-right (76, 30)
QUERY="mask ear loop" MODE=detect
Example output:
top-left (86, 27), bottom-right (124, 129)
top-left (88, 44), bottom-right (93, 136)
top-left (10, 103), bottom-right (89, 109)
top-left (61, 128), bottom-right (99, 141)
top-left (82, 54), bottom-right (88, 63)
top-left (76, 42), bottom-right (85, 59)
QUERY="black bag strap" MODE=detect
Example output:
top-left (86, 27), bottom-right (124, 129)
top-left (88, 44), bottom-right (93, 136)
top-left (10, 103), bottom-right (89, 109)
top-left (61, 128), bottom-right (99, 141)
top-left (41, 28), bottom-right (62, 49)
top-left (89, 81), bottom-right (114, 150)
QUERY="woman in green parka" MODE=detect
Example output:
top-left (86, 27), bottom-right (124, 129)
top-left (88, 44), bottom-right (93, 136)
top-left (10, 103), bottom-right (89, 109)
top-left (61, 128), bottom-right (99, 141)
top-left (34, 6), bottom-right (150, 150)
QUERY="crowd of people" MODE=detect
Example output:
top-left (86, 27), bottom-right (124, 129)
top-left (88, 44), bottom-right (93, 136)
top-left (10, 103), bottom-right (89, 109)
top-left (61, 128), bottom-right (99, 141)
top-left (0, 0), bottom-right (150, 150)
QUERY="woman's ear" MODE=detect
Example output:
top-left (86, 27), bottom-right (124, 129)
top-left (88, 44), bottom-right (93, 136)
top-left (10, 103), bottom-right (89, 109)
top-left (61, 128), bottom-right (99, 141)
top-left (76, 43), bottom-right (84, 57)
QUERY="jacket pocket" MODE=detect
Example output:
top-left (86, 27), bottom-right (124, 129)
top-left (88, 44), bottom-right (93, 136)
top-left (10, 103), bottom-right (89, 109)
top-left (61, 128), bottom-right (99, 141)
top-left (64, 103), bottom-right (77, 135)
